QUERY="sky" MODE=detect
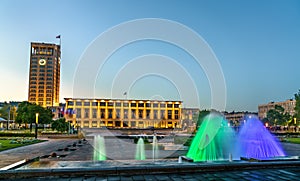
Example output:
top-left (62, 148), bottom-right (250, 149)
top-left (0, 0), bottom-right (299, 112)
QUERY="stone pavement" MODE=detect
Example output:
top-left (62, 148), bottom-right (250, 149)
top-left (0, 134), bottom-right (300, 180)
top-left (0, 138), bottom-right (85, 169)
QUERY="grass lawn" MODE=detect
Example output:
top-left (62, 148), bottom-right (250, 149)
top-left (0, 138), bottom-right (45, 152)
top-left (286, 137), bottom-right (300, 144)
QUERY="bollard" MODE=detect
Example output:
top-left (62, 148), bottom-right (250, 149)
top-left (178, 156), bottom-right (182, 163)
top-left (229, 153), bottom-right (233, 162)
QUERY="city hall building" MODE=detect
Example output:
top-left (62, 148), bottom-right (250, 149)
top-left (64, 98), bottom-right (182, 129)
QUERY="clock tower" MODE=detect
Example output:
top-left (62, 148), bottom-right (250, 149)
top-left (28, 42), bottom-right (61, 107)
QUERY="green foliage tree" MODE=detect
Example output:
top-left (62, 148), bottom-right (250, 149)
top-left (294, 90), bottom-right (300, 125)
top-left (267, 105), bottom-right (291, 126)
top-left (51, 118), bottom-right (69, 132)
top-left (0, 103), bottom-right (9, 119)
top-left (196, 109), bottom-right (210, 129)
top-left (15, 101), bottom-right (53, 129)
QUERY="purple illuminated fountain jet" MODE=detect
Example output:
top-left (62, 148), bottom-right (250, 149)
top-left (237, 115), bottom-right (285, 158)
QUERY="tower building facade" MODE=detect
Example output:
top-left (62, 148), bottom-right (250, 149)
top-left (28, 42), bottom-right (61, 107)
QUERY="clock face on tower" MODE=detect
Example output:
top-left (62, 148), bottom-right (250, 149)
top-left (39, 59), bottom-right (46, 65)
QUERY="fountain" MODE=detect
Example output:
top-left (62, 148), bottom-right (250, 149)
top-left (93, 135), bottom-right (106, 161)
top-left (152, 135), bottom-right (159, 162)
top-left (186, 113), bottom-right (236, 162)
top-left (135, 137), bottom-right (146, 160)
top-left (237, 115), bottom-right (286, 159)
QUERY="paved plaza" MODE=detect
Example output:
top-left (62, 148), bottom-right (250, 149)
top-left (0, 131), bottom-right (299, 180)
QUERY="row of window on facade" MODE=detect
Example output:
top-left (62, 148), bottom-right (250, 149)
top-left (68, 101), bottom-right (180, 108)
top-left (73, 108), bottom-right (180, 120)
top-left (70, 120), bottom-right (177, 128)
top-left (29, 89), bottom-right (52, 93)
top-left (30, 73), bottom-right (53, 77)
top-left (30, 76), bottom-right (53, 80)
top-left (29, 85), bottom-right (53, 89)
top-left (31, 69), bottom-right (53, 73)
top-left (29, 93), bottom-right (52, 97)
top-left (29, 97), bottom-right (52, 101)
top-left (31, 47), bottom-right (55, 55)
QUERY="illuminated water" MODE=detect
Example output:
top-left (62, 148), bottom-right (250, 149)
top-left (152, 135), bottom-right (159, 162)
top-left (237, 115), bottom-right (285, 158)
top-left (186, 113), bottom-right (236, 161)
top-left (135, 138), bottom-right (146, 160)
top-left (93, 135), bottom-right (106, 161)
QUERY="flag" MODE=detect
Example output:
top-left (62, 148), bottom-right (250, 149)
top-left (56, 35), bottom-right (61, 39)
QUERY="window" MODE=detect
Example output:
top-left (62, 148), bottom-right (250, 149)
top-left (84, 108), bottom-right (89, 118)
top-left (146, 110), bottom-right (151, 119)
top-left (100, 109), bottom-right (105, 119)
top-left (174, 104), bottom-right (180, 108)
top-left (160, 103), bottom-right (165, 108)
top-left (68, 101), bottom-right (74, 106)
top-left (138, 110), bottom-right (143, 119)
top-left (116, 109), bottom-right (120, 119)
top-left (131, 103), bottom-right (136, 107)
top-left (100, 102), bottom-right (106, 106)
top-left (123, 102), bottom-right (129, 107)
top-left (167, 104), bottom-right (173, 108)
top-left (161, 110), bottom-right (165, 119)
top-left (115, 121), bottom-right (121, 127)
top-left (108, 102), bottom-right (114, 107)
top-left (138, 103), bottom-right (144, 107)
top-left (108, 109), bottom-right (113, 119)
top-left (92, 102), bottom-right (98, 106)
top-left (116, 102), bottom-right (121, 107)
top-left (46, 94), bottom-right (52, 97)
top-left (124, 109), bottom-right (128, 119)
top-left (76, 101), bottom-right (82, 106)
top-left (131, 109), bottom-right (136, 119)
top-left (84, 102), bottom-right (90, 106)
top-left (154, 110), bottom-right (158, 119)
top-left (168, 110), bottom-right (172, 119)
top-left (76, 108), bottom-right (81, 118)
top-left (146, 103), bottom-right (151, 107)
top-left (153, 103), bottom-right (158, 108)
top-left (92, 108), bottom-right (97, 118)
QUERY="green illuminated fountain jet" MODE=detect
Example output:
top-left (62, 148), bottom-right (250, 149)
top-left (187, 112), bottom-right (236, 161)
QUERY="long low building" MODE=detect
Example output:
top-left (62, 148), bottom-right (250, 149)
top-left (64, 98), bottom-right (182, 129)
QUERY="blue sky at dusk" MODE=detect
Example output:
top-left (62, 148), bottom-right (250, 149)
top-left (0, 0), bottom-right (299, 112)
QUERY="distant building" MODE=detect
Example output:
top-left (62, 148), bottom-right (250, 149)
top-left (258, 99), bottom-right (296, 119)
top-left (28, 42), bottom-right (61, 107)
top-left (181, 108), bottom-right (199, 131)
top-left (224, 111), bottom-right (258, 126)
top-left (64, 98), bottom-right (182, 129)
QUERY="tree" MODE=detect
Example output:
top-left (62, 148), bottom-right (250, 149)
top-left (0, 103), bottom-right (9, 119)
top-left (15, 101), bottom-right (53, 130)
top-left (51, 118), bottom-right (69, 133)
top-left (267, 105), bottom-right (290, 126)
top-left (196, 110), bottom-right (210, 129)
top-left (294, 90), bottom-right (300, 125)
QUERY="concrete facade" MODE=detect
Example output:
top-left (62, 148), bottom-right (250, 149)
top-left (258, 99), bottom-right (296, 119)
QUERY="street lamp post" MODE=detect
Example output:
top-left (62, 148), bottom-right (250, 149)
top-left (35, 113), bottom-right (39, 139)
top-left (7, 106), bottom-right (10, 130)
